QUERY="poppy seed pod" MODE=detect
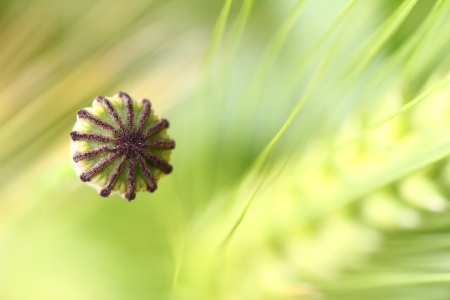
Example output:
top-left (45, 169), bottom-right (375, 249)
top-left (70, 92), bottom-right (175, 201)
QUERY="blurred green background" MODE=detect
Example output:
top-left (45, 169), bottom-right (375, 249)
top-left (3, 0), bottom-right (450, 299)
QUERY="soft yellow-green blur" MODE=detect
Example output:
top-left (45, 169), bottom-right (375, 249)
top-left (2, 0), bottom-right (450, 299)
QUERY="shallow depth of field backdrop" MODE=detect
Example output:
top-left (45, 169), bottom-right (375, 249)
top-left (2, 0), bottom-right (450, 299)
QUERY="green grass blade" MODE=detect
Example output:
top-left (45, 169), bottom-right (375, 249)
top-left (403, 0), bottom-right (447, 67)
top-left (241, 0), bottom-right (308, 105)
top-left (309, 126), bottom-right (450, 222)
top-left (325, 273), bottom-right (450, 290)
top-left (219, 47), bottom-right (334, 250)
top-left (343, 0), bottom-right (418, 85)
top-left (285, 0), bottom-right (359, 91)
top-left (255, 0), bottom-right (308, 77)
top-left (336, 71), bottom-right (450, 150)
top-left (357, 0), bottom-right (450, 109)
top-left (225, 0), bottom-right (254, 62)
top-left (200, 0), bottom-right (233, 70)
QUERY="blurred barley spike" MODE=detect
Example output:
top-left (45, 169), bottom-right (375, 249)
top-left (70, 92), bottom-right (174, 201)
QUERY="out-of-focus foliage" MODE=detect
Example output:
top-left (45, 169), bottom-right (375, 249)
top-left (2, 0), bottom-right (450, 299)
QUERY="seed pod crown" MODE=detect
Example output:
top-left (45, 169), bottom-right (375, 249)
top-left (70, 92), bottom-right (175, 201)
